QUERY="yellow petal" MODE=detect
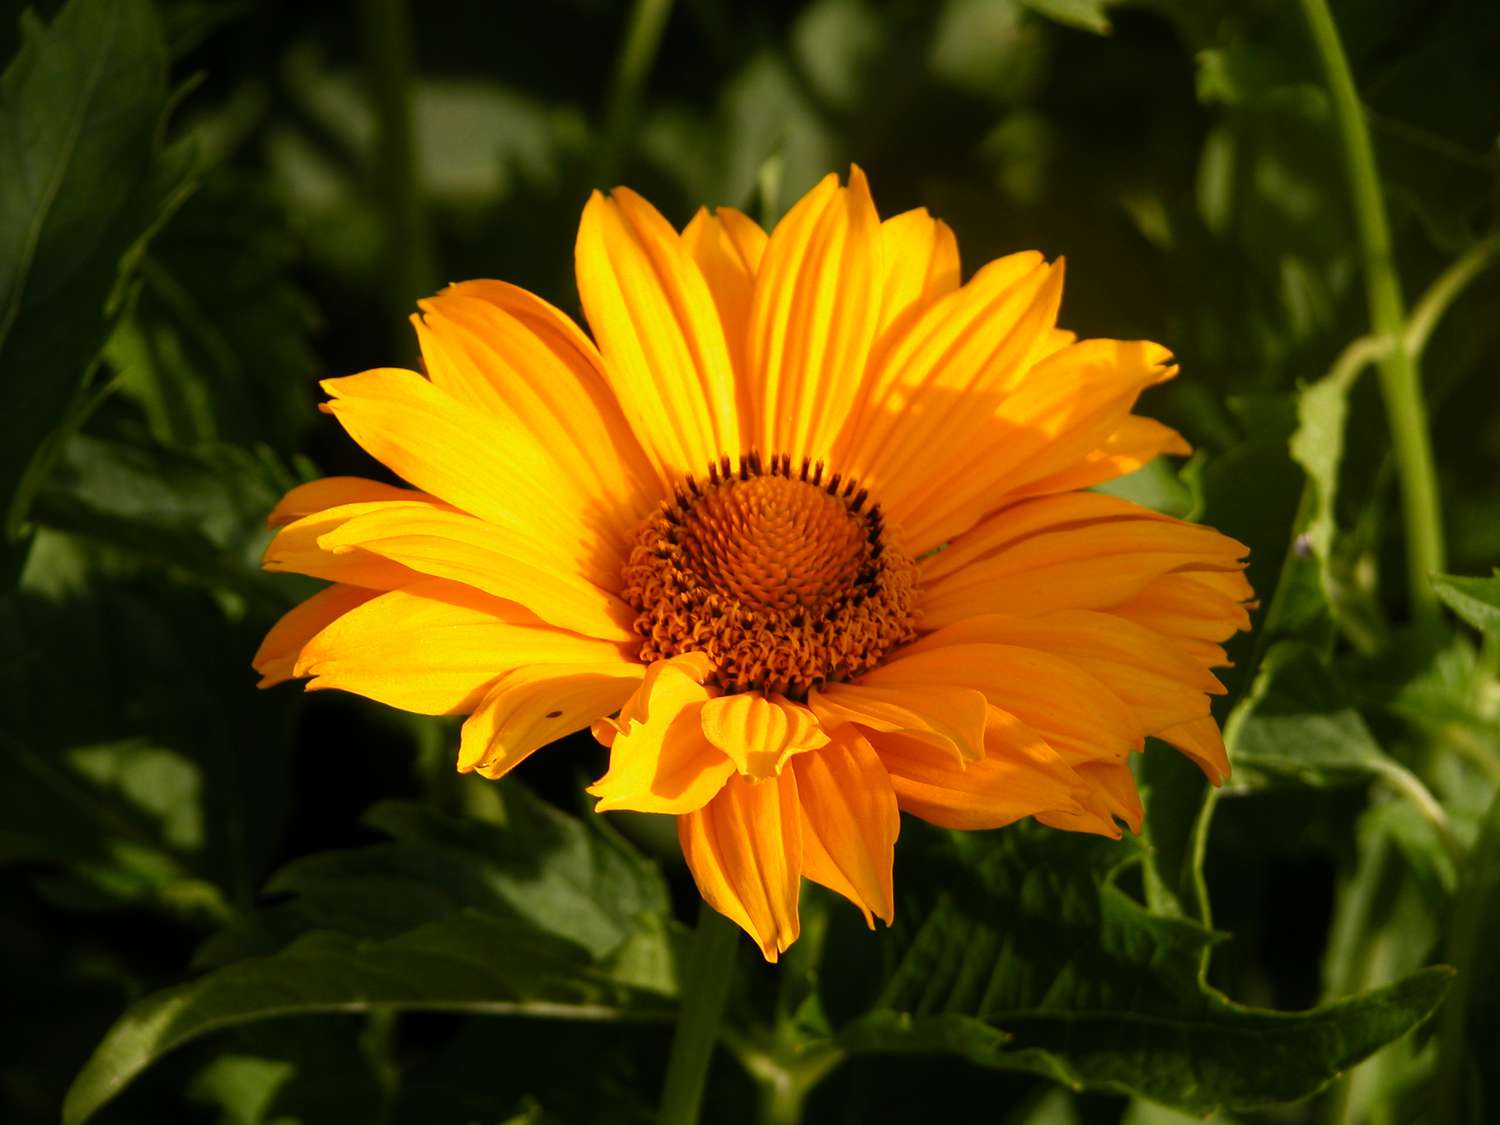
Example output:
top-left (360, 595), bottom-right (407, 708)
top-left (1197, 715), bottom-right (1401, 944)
top-left (869, 708), bottom-right (1085, 830)
top-left (792, 725), bottom-right (898, 927)
top-left (747, 167), bottom-right (882, 463)
top-left (267, 476), bottom-right (433, 529)
top-left (678, 772), bottom-right (803, 962)
top-left (459, 662), bottom-right (644, 779)
top-left (1005, 415), bottom-right (1193, 501)
top-left (698, 692), bottom-right (829, 779)
top-left (414, 289), bottom-right (659, 541)
top-left (320, 368), bottom-right (621, 579)
top-left (809, 680), bottom-right (988, 764)
top-left (316, 503), bottom-right (636, 641)
top-left (575, 189), bottom-right (738, 482)
top-left (252, 584), bottom-right (377, 687)
top-left (588, 656), bottom-right (733, 814)
top-left (293, 580), bottom-right (629, 715)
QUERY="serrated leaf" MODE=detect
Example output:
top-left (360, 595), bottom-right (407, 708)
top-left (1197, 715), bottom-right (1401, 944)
top-left (817, 823), bottom-right (1450, 1113)
top-left (1432, 572), bottom-right (1500, 636)
top-left (0, 0), bottom-right (194, 544)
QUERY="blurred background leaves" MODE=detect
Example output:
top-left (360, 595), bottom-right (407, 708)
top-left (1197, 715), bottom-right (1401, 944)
top-left (2, 0), bottom-right (1498, 1122)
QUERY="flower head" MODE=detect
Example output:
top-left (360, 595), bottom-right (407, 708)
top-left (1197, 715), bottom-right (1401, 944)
top-left (255, 168), bottom-right (1252, 961)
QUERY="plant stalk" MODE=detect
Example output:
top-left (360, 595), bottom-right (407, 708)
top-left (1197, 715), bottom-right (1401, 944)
top-left (1298, 0), bottom-right (1445, 630)
top-left (658, 902), bottom-right (739, 1125)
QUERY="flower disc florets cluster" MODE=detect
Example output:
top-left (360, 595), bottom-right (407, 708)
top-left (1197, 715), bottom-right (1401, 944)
top-left (622, 451), bottom-right (919, 697)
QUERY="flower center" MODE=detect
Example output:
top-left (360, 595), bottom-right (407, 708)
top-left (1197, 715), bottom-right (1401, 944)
top-left (621, 451), bottom-right (919, 697)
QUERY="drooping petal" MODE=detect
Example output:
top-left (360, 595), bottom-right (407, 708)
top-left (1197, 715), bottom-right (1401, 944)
top-left (747, 167), bottom-right (883, 463)
top-left (808, 680), bottom-right (988, 764)
top-left (413, 289), bottom-right (660, 539)
top-left (575, 189), bottom-right (739, 482)
top-left (870, 707), bottom-right (1086, 830)
top-left (678, 771), bottom-right (803, 962)
top-left (698, 692), bottom-right (828, 779)
top-left (459, 662), bottom-right (643, 780)
top-left (792, 726), bottom-right (898, 927)
top-left (588, 656), bottom-right (734, 814)
top-left (1004, 415), bottom-right (1192, 500)
top-left (253, 584), bottom-right (378, 688)
top-left (315, 503), bottom-right (636, 641)
top-left (319, 368), bottom-right (621, 579)
top-left (292, 580), bottom-right (629, 715)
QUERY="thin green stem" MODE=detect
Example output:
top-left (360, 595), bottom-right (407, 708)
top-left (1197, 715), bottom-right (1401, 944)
top-left (1298, 0), bottom-right (1445, 630)
top-left (360, 0), bottom-right (437, 332)
top-left (596, 0), bottom-right (675, 185)
top-left (658, 903), bottom-right (739, 1125)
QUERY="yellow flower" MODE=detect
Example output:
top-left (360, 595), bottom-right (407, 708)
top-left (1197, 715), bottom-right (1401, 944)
top-left (255, 168), bottom-right (1252, 961)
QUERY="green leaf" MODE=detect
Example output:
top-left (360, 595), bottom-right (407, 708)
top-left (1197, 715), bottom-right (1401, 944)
top-left (0, 0), bottom-right (194, 544)
top-left (817, 823), bottom-right (1451, 1113)
top-left (1017, 0), bottom-right (1119, 35)
top-left (67, 788), bottom-right (680, 1123)
top-left (63, 911), bottom-right (675, 1125)
top-left (1432, 571), bottom-right (1500, 636)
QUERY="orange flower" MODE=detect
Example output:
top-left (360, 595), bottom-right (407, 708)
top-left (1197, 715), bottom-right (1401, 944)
top-left (255, 169), bottom-right (1252, 961)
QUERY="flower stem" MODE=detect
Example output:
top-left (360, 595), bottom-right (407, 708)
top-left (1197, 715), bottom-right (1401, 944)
top-left (658, 902), bottom-right (739, 1125)
top-left (1298, 0), bottom-right (1446, 631)
top-left (596, 0), bottom-right (674, 186)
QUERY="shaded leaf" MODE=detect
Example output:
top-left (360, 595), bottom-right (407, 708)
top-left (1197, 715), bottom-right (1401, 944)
top-left (1432, 571), bottom-right (1500, 636)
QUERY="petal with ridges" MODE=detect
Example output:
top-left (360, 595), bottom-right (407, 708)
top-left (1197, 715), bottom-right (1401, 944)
top-left (588, 657), bottom-right (733, 814)
top-left (682, 206), bottom-right (767, 426)
top-left (459, 662), bottom-right (643, 779)
top-left (267, 477), bottom-right (436, 529)
top-left (792, 726), bottom-right (898, 927)
top-left (699, 693), bottom-right (828, 779)
top-left (678, 772), bottom-right (803, 962)
top-left (576, 189), bottom-right (738, 482)
top-left (748, 167), bottom-right (882, 463)
top-left (809, 681), bottom-right (988, 764)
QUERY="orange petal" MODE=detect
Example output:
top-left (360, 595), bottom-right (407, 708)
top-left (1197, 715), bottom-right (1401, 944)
top-left (588, 656), bottom-right (734, 814)
top-left (292, 580), bottom-right (628, 715)
top-left (699, 692), bottom-right (828, 779)
top-left (809, 680), bottom-right (988, 764)
top-left (316, 503), bottom-right (636, 641)
top-left (792, 726), bottom-right (898, 927)
top-left (874, 207), bottom-right (960, 342)
top-left (1155, 714), bottom-right (1232, 784)
top-left (1005, 415), bottom-right (1193, 500)
top-left (253, 584), bottom-right (378, 687)
top-left (678, 771), bottom-right (803, 961)
top-left (458, 662), bottom-right (644, 780)
top-left (319, 368), bottom-right (620, 578)
top-left (413, 291), bottom-right (660, 542)
top-left (263, 501), bottom-right (427, 590)
top-left (896, 338), bottom-right (1179, 552)
top-left (864, 642), bottom-right (1143, 765)
top-left (908, 611), bottom-right (1225, 736)
top-left (870, 708), bottom-right (1085, 830)
top-left (267, 476), bottom-right (434, 529)
top-left (575, 189), bottom-right (738, 482)
top-left (682, 206), bottom-right (767, 428)
top-left (918, 491), bottom-right (1248, 629)
top-left (747, 167), bottom-right (882, 463)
